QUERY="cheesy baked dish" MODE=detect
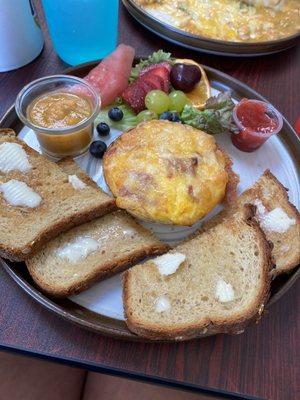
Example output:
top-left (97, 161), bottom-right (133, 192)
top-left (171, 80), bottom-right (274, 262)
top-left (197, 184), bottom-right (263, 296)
top-left (135, 0), bottom-right (300, 42)
top-left (103, 120), bottom-right (235, 226)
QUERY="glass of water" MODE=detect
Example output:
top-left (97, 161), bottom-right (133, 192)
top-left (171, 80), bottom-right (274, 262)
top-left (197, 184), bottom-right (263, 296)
top-left (42, 0), bottom-right (119, 65)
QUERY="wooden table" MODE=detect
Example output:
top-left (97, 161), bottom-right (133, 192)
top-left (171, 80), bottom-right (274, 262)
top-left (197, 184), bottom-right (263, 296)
top-left (0, 3), bottom-right (299, 400)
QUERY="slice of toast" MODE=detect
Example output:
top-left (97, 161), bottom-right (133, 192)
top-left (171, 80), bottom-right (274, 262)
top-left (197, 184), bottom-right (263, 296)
top-left (202, 170), bottom-right (300, 277)
top-left (0, 129), bottom-right (116, 261)
top-left (57, 157), bottom-right (100, 190)
top-left (26, 210), bottom-right (168, 297)
top-left (123, 206), bottom-right (271, 340)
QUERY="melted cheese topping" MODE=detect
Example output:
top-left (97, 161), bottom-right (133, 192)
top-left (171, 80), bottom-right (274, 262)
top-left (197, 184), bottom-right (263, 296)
top-left (136, 0), bottom-right (300, 42)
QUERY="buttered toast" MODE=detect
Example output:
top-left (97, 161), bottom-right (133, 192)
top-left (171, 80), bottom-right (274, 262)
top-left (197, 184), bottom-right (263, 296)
top-left (0, 129), bottom-right (115, 261)
top-left (26, 210), bottom-right (168, 297)
top-left (202, 170), bottom-right (300, 277)
top-left (124, 206), bottom-right (271, 340)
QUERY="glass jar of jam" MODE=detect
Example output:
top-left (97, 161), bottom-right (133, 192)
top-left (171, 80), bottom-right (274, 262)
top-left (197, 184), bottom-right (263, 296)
top-left (232, 99), bottom-right (283, 152)
top-left (15, 75), bottom-right (100, 158)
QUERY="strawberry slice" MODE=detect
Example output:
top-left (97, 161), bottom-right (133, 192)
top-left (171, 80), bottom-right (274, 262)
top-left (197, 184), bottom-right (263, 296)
top-left (141, 73), bottom-right (164, 91)
top-left (136, 79), bottom-right (157, 94)
top-left (122, 64), bottom-right (171, 113)
top-left (150, 67), bottom-right (170, 92)
top-left (139, 62), bottom-right (172, 77)
top-left (122, 84), bottom-right (146, 113)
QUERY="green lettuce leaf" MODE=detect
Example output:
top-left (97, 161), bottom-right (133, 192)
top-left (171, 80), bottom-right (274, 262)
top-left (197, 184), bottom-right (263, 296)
top-left (95, 103), bottom-right (138, 132)
top-left (181, 92), bottom-right (239, 135)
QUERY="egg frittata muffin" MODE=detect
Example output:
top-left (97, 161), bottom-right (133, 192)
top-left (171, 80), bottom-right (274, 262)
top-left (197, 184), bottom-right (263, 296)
top-left (103, 120), bottom-right (237, 225)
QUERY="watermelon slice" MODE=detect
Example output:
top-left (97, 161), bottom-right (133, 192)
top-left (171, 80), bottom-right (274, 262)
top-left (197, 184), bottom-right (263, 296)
top-left (84, 44), bottom-right (135, 107)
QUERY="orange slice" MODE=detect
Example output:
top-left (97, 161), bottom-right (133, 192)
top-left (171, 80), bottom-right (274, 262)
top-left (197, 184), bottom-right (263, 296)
top-left (176, 58), bottom-right (211, 109)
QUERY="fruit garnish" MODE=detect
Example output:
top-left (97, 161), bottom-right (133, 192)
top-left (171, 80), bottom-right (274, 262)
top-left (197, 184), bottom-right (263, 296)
top-left (83, 44), bottom-right (135, 107)
top-left (122, 85), bottom-right (146, 114)
top-left (159, 111), bottom-right (181, 122)
top-left (170, 64), bottom-right (201, 92)
top-left (145, 90), bottom-right (170, 114)
top-left (130, 50), bottom-right (174, 82)
top-left (148, 66), bottom-right (170, 92)
top-left (95, 104), bottom-right (138, 132)
top-left (122, 65), bottom-right (170, 113)
top-left (170, 112), bottom-right (181, 123)
top-left (159, 111), bottom-right (173, 121)
top-left (181, 92), bottom-right (238, 135)
top-left (168, 90), bottom-right (189, 113)
top-left (96, 122), bottom-right (110, 136)
top-left (137, 110), bottom-right (158, 123)
top-left (108, 107), bottom-right (124, 121)
top-left (176, 59), bottom-right (211, 109)
top-left (140, 68), bottom-right (166, 91)
top-left (89, 141), bottom-right (107, 158)
top-left (139, 61), bottom-right (172, 77)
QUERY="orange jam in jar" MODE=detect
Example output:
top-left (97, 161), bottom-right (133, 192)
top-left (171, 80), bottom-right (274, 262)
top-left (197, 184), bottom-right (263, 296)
top-left (27, 92), bottom-right (93, 157)
top-left (15, 75), bottom-right (100, 158)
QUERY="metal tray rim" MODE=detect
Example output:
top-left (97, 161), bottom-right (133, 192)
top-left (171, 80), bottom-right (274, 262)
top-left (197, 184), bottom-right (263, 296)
top-left (0, 61), bottom-right (299, 341)
top-left (122, 0), bottom-right (300, 56)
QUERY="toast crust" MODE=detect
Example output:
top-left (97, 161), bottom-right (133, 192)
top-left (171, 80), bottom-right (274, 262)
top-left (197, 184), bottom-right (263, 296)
top-left (123, 206), bottom-right (272, 341)
top-left (202, 170), bottom-right (300, 277)
top-left (0, 130), bottom-right (116, 261)
top-left (1, 202), bottom-right (116, 262)
top-left (261, 170), bottom-right (300, 277)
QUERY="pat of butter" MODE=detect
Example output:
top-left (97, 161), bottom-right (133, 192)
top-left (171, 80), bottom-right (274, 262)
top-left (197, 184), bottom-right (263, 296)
top-left (253, 200), bottom-right (296, 233)
top-left (0, 142), bottom-right (31, 173)
top-left (154, 252), bottom-right (186, 276)
top-left (0, 179), bottom-right (41, 208)
top-left (56, 236), bottom-right (99, 264)
top-left (260, 207), bottom-right (296, 233)
top-left (215, 279), bottom-right (235, 303)
top-left (155, 296), bottom-right (171, 313)
top-left (122, 227), bottom-right (136, 236)
top-left (253, 199), bottom-right (267, 217)
top-left (68, 175), bottom-right (87, 190)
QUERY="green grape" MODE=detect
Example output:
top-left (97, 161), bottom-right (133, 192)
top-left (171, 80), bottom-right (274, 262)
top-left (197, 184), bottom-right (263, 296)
top-left (145, 90), bottom-right (170, 114)
top-left (168, 91), bottom-right (189, 113)
top-left (137, 110), bottom-right (158, 123)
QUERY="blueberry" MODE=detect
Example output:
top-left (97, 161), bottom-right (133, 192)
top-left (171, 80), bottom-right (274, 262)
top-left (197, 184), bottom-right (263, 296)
top-left (159, 111), bottom-right (173, 121)
top-left (96, 122), bottom-right (110, 136)
top-left (108, 107), bottom-right (123, 121)
top-left (170, 112), bottom-right (181, 123)
top-left (89, 141), bottom-right (107, 158)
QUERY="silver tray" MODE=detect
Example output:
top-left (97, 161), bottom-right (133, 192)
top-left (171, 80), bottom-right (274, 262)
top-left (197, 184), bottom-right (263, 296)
top-left (122, 0), bottom-right (300, 57)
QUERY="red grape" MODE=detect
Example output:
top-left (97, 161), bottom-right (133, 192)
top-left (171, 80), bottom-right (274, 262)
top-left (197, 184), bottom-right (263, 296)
top-left (170, 63), bottom-right (201, 92)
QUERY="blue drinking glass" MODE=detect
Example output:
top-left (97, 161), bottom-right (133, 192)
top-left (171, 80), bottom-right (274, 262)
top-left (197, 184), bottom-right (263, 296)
top-left (42, 0), bottom-right (119, 65)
